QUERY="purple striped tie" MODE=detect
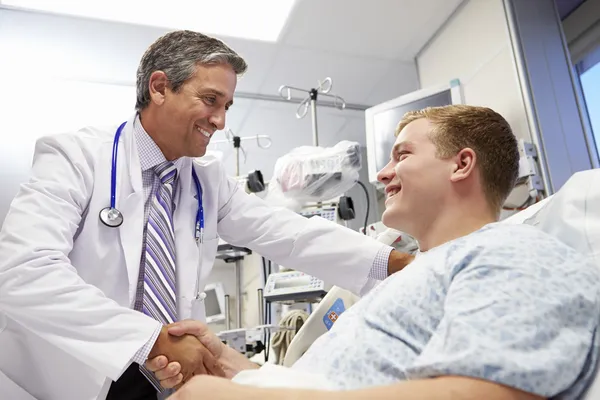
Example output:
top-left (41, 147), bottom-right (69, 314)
top-left (140, 161), bottom-right (178, 390)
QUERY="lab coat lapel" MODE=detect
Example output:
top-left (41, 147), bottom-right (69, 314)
top-left (116, 115), bottom-right (145, 306)
top-left (174, 158), bottom-right (200, 315)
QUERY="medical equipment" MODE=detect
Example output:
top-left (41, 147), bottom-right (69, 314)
top-left (264, 271), bottom-right (329, 304)
top-left (99, 121), bottom-right (205, 243)
top-left (215, 239), bottom-right (252, 329)
top-left (217, 325), bottom-right (282, 358)
top-left (203, 282), bottom-right (227, 324)
top-left (282, 286), bottom-right (360, 367)
top-left (266, 140), bottom-right (362, 206)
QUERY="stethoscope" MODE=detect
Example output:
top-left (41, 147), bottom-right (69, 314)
top-left (99, 121), bottom-right (205, 245)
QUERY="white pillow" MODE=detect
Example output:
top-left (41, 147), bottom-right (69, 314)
top-left (518, 168), bottom-right (600, 398)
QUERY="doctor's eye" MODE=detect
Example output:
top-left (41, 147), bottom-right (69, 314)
top-left (203, 96), bottom-right (216, 105)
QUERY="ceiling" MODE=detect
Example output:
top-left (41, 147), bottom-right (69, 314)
top-left (0, 0), bottom-right (464, 179)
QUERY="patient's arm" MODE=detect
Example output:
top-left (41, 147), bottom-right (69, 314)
top-left (169, 374), bottom-right (545, 400)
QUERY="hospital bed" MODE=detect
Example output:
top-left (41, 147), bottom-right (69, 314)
top-left (283, 168), bottom-right (600, 398)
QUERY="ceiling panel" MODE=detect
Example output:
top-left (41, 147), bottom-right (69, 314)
top-left (258, 46), bottom-right (400, 104)
top-left (281, 0), bottom-right (463, 61)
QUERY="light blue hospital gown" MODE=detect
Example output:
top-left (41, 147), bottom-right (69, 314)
top-left (292, 223), bottom-right (600, 398)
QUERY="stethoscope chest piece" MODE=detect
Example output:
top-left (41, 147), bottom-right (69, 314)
top-left (99, 207), bottom-right (124, 228)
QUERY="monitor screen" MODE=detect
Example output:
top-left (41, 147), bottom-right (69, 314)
top-left (204, 288), bottom-right (222, 317)
top-left (203, 282), bottom-right (226, 323)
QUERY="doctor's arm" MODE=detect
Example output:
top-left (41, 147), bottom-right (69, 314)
top-left (215, 173), bottom-right (412, 295)
top-left (0, 135), bottom-right (214, 382)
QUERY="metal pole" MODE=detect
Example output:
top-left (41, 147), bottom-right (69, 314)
top-left (309, 89), bottom-right (319, 146)
top-left (235, 260), bottom-right (242, 328)
top-left (233, 136), bottom-right (241, 177)
top-left (224, 294), bottom-right (231, 330)
top-left (257, 288), bottom-right (264, 325)
top-left (235, 147), bottom-right (240, 177)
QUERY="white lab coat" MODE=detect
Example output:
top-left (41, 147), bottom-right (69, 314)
top-left (0, 114), bottom-right (386, 400)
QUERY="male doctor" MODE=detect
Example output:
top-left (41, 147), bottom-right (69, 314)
top-left (0, 30), bottom-right (410, 400)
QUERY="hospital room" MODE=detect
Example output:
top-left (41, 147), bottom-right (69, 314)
top-left (0, 0), bottom-right (599, 399)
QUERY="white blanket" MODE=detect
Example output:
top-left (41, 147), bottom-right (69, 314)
top-left (232, 363), bottom-right (336, 390)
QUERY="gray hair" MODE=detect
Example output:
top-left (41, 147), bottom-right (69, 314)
top-left (135, 30), bottom-right (248, 110)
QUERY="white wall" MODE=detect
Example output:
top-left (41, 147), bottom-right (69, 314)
top-left (417, 0), bottom-right (532, 143)
top-left (416, 0), bottom-right (533, 213)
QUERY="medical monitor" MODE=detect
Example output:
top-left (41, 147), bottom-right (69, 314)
top-left (204, 282), bottom-right (227, 324)
top-left (365, 82), bottom-right (463, 188)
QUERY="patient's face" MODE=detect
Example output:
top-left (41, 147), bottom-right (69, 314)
top-left (377, 118), bottom-right (453, 231)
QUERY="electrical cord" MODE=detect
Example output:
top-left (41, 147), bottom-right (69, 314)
top-left (270, 310), bottom-right (309, 365)
top-left (261, 257), bottom-right (272, 362)
top-left (356, 181), bottom-right (370, 235)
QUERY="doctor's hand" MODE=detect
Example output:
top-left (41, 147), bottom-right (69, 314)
top-left (147, 325), bottom-right (225, 387)
top-left (148, 320), bottom-right (259, 389)
top-left (147, 320), bottom-right (225, 389)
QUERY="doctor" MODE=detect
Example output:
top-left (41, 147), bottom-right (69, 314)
top-left (0, 30), bottom-right (411, 400)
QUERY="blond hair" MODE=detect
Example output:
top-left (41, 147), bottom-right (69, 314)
top-left (396, 105), bottom-right (519, 213)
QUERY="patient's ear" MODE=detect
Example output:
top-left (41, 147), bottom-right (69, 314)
top-left (450, 148), bottom-right (476, 182)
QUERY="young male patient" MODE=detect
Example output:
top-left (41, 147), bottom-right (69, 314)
top-left (150, 105), bottom-right (600, 400)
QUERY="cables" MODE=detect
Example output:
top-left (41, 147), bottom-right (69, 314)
top-left (261, 257), bottom-right (272, 362)
top-left (355, 181), bottom-right (370, 235)
top-left (270, 310), bottom-right (309, 365)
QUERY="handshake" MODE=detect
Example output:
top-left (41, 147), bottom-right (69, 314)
top-left (145, 320), bottom-right (256, 389)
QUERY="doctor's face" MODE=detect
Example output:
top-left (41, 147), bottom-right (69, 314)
top-left (376, 118), bottom-right (454, 233)
top-left (158, 63), bottom-right (237, 159)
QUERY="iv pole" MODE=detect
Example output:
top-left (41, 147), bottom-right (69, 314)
top-left (278, 77), bottom-right (346, 146)
top-left (210, 129), bottom-right (271, 328)
top-left (210, 129), bottom-right (272, 177)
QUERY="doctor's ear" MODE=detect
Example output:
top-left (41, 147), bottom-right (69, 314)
top-left (450, 148), bottom-right (476, 183)
top-left (148, 71), bottom-right (169, 106)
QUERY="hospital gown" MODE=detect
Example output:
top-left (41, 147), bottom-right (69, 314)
top-left (291, 223), bottom-right (600, 398)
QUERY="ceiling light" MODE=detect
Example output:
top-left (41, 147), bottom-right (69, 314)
top-left (0, 0), bottom-right (296, 42)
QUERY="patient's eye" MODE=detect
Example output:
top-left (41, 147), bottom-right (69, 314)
top-left (398, 151), bottom-right (410, 161)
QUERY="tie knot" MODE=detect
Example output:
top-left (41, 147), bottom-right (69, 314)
top-left (154, 161), bottom-right (177, 185)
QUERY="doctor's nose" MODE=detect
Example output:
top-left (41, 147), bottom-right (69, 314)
top-left (208, 110), bottom-right (226, 131)
top-left (377, 161), bottom-right (396, 185)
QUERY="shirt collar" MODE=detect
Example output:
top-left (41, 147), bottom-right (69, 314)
top-left (133, 113), bottom-right (183, 172)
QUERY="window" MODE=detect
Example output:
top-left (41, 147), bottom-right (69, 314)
top-left (577, 45), bottom-right (600, 161)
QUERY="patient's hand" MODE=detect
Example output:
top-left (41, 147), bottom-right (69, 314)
top-left (169, 375), bottom-right (259, 400)
top-left (146, 320), bottom-right (258, 389)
